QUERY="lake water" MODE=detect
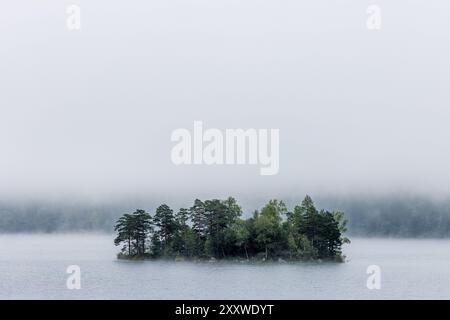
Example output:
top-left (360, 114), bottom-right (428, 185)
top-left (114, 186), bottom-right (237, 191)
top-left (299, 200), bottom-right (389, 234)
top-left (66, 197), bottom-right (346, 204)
top-left (0, 234), bottom-right (449, 299)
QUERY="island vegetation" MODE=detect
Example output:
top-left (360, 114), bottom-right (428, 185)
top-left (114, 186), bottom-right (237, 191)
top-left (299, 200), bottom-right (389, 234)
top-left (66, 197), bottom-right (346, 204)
top-left (113, 195), bottom-right (350, 262)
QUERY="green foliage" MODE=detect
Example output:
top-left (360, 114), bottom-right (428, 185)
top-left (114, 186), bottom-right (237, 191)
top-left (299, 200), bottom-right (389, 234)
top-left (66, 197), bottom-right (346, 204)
top-left (153, 204), bottom-right (176, 255)
top-left (114, 196), bottom-right (349, 262)
top-left (114, 209), bottom-right (152, 257)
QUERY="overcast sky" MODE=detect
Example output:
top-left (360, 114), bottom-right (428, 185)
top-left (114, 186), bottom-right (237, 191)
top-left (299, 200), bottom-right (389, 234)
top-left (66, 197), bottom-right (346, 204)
top-left (1, 1), bottom-right (449, 201)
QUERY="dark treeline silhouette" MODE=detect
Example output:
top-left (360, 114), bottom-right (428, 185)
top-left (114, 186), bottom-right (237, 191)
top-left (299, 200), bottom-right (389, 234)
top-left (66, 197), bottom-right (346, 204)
top-left (2, 195), bottom-right (450, 237)
top-left (333, 196), bottom-right (450, 237)
top-left (0, 203), bottom-right (119, 233)
top-left (113, 196), bottom-right (349, 262)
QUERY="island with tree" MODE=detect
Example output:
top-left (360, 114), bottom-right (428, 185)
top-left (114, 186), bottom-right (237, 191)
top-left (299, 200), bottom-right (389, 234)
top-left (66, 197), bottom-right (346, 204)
top-left (114, 195), bottom-right (350, 262)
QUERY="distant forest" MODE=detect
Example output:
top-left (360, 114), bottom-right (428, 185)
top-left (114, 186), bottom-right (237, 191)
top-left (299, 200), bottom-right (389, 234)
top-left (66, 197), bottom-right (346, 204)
top-left (1, 195), bottom-right (450, 237)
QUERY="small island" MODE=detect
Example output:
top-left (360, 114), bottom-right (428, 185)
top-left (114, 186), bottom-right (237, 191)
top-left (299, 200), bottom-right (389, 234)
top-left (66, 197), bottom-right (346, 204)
top-left (114, 195), bottom-right (350, 262)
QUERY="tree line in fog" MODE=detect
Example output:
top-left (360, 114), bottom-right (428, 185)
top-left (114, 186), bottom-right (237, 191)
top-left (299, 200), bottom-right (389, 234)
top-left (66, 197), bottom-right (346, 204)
top-left (113, 196), bottom-right (349, 261)
top-left (1, 195), bottom-right (450, 237)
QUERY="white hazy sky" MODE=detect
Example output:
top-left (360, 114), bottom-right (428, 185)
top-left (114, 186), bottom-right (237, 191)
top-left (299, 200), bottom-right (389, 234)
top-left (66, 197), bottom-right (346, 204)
top-left (1, 1), bottom-right (450, 200)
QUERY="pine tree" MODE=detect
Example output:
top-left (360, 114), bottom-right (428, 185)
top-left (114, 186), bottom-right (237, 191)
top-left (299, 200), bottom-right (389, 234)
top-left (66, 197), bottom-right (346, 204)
top-left (300, 195), bottom-right (320, 254)
top-left (153, 204), bottom-right (176, 254)
top-left (173, 208), bottom-right (191, 256)
top-left (114, 209), bottom-right (152, 257)
top-left (190, 199), bottom-right (208, 237)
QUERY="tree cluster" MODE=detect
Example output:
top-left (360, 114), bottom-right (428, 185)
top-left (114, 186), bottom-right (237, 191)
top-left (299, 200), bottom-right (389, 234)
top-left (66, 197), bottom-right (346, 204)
top-left (114, 195), bottom-right (349, 261)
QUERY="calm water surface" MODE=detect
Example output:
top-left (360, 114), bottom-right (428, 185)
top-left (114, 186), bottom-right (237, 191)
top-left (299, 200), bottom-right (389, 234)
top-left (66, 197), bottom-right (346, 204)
top-left (0, 234), bottom-right (449, 299)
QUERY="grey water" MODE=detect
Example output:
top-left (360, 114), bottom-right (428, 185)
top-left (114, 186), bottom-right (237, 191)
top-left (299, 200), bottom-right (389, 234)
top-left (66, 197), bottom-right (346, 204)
top-left (0, 234), bottom-right (449, 299)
